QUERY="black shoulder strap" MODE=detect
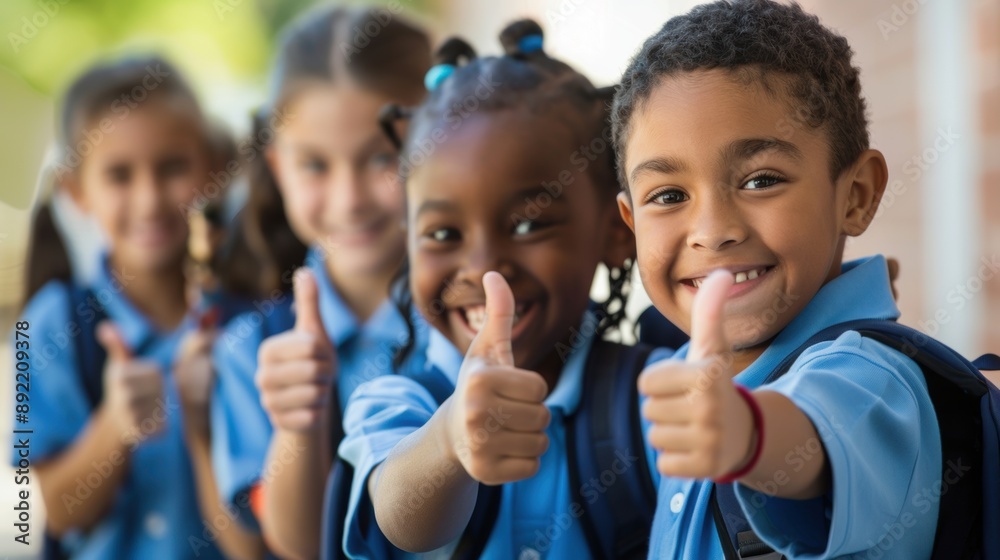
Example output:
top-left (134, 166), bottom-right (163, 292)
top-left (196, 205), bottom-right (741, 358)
top-left (68, 285), bottom-right (107, 410)
top-left (568, 340), bottom-right (656, 560)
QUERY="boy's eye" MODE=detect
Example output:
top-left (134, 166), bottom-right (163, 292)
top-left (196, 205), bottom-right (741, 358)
top-left (650, 189), bottom-right (688, 205)
top-left (426, 227), bottom-right (459, 242)
top-left (742, 174), bottom-right (783, 190)
top-left (512, 219), bottom-right (545, 236)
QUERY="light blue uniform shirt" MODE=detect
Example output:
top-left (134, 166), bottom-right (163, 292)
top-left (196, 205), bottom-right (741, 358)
top-left (647, 255), bottom-right (941, 559)
top-left (210, 246), bottom-right (428, 526)
top-left (339, 311), bottom-right (672, 559)
top-left (11, 260), bottom-right (224, 559)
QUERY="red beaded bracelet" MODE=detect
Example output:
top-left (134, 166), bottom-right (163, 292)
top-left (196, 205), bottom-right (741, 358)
top-left (714, 384), bottom-right (764, 484)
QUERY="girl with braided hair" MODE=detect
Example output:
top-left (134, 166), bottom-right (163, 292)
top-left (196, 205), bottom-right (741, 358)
top-left (338, 19), bottom-right (683, 560)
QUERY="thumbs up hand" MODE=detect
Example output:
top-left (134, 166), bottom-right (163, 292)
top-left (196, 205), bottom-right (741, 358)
top-left (173, 326), bottom-right (217, 432)
top-left (256, 268), bottom-right (337, 433)
top-left (97, 321), bottom-right (166, 437)
top-left (443, 272), bottom-right (551, 486)
top-left (638, 270), bottom-right (756, 479)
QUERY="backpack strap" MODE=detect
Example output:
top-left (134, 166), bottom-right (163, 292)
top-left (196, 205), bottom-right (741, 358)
top-left (409, 366), bottom-right (504, 560)
top-left (711, 484), bottom-right (784, 560)
top-left (713, 319), bottom-right (991, 560)
top-left (567, 340), bottom-right (656, 560)
top-left (68, 284), bottom-right (108, 409)
top-left (973, 353), bottom-right (1000, 371)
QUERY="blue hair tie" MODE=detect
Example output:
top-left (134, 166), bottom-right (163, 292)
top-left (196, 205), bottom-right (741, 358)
top-left (424, 64), bottom-right (455, 91)
top-left (518, 34), bottom-right (544, 54)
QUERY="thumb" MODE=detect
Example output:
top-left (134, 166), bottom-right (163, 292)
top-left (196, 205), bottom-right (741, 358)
top-left (293, 268), bottom-right (329, 339)
top-left (96, 321), bottom-right (132, 363)
top-left (688, 270), bottom-right (733, 361)
top-left (466, 271), bottom-right (515, 367)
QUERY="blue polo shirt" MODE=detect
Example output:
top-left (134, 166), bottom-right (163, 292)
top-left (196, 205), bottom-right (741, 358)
top-left (646, 255), bottom-right (941, 559)
top-left (12, 260), bottom-right (225, 560)
top-left (210, 246), bottom-right (428, 528)
top-left (339, 311), bottom-right (672, 559)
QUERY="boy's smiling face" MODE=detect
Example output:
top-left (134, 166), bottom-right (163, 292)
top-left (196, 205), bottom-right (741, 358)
top-left (618, 69), bottom-right (885, 366)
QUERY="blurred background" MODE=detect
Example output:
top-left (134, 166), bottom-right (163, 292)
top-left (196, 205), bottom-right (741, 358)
top-left (0, 0), bottom-right (997, 557)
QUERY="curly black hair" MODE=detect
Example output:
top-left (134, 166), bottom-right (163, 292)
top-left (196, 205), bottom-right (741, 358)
top-left (611, 0), bottom-right (869, 187)
top-left (386, 19), bottom-right (633, 365)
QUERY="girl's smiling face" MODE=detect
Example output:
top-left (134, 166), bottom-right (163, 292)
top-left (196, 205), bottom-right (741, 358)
top-left (407, 111), bottom-right (631, 377)
top-left (618, 69), bottom-right (885, 367)
top-left (71, 98), bottom-right (209, 273)
top-left (268, 85), bottom-right (406, 278)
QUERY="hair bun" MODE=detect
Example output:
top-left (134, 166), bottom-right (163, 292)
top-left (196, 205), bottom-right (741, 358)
top-left (433, 37), bottom-right (477, 66)
top-left (500, 19), bottom-right (544, 58)
top-left (425, 37), bottom-right (477, 91)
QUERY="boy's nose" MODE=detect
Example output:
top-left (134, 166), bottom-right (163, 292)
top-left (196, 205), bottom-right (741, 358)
top-left (686, 192), bottom-right (748, 251)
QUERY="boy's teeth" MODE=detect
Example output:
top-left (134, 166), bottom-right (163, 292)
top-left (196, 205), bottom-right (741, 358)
top-left (733, 268), bottom-right (765, 284)
top-left (691, 267), bottom-right (766, 288)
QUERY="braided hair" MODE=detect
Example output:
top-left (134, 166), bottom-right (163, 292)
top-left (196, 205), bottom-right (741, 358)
top-left (389, 19), bottom-right (633, 365)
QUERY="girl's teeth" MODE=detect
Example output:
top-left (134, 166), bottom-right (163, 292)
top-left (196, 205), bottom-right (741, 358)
top-left (735, 272), bottom-right (748, 283)
top-left (747, 269), bottom-right (760, 280)
top-left (464, 303), bottom-right (526, 333)
top-left (692, 279), bottom-right (702, 288)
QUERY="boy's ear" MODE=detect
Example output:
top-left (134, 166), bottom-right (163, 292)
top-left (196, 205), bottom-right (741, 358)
top-left (617, 191), bottom-right (636, 233)
top-left (603, 197), bottom-right (637, 269)
top-left (841, 149), bottom-right (888, 237)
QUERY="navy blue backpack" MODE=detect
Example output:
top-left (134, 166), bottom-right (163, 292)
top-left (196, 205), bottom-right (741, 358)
top-left (712, 319), bottom-right (1000, 560)
top-left (320, 337), bottom-right (675, 560)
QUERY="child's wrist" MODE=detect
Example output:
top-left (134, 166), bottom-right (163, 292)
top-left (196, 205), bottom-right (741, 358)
top-left (715, 384), bottom-right (764, 484)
